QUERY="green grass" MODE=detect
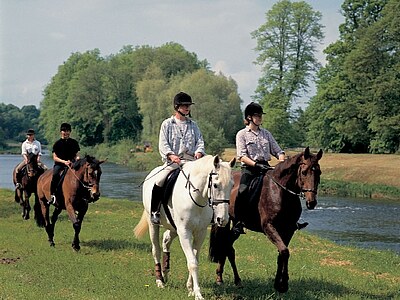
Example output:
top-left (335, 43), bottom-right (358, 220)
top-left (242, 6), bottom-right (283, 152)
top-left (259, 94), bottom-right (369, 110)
top-left (1, 189), bottom-right (399, 300)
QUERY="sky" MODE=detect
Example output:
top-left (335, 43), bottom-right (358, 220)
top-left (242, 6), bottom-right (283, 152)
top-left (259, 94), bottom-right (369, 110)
top-left (0, 0), bottom-right (344, 110)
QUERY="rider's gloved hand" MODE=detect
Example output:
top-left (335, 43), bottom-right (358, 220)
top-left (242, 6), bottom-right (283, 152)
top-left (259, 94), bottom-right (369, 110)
top-left (254, 162), bottom-right (269, 171)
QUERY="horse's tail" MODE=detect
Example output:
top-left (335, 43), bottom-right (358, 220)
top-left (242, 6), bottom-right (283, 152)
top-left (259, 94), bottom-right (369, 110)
top-left (209, 220), bottom-right (232, 263)
top-left (34, 195), bottom-right (45, 228)
top-left (134, 210), bottom-right (149, 239)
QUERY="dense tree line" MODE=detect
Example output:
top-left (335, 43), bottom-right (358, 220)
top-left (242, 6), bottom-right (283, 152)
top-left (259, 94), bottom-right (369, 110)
top-left (39, 43), bottom-right (243, 155)
top-left (304, 0), bottom-right (399, 153)
top-left (0, 104), bottom-right (44, 149)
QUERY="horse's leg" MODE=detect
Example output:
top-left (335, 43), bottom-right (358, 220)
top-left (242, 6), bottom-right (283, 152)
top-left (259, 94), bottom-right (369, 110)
top-left (227, 243), bottom-right (242, 287)
top-left (180, 227), bottom-right (207, 300)
top-left (23, 191), bottom-right (31, 220)
top-left (161, 229), bottom-right (178, 282)
top-left (65, 202), bottom-right (88, 252)
top-left (47, 206), bottom-right (62, 247)
top-left (149, 223), bottom-right (164, 287)
top-left (264, 223), bottom-right (291, 293)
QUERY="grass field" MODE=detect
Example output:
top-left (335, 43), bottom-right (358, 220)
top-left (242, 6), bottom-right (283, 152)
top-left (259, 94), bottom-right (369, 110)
top-left (1, 189), bottom-right (399, 300)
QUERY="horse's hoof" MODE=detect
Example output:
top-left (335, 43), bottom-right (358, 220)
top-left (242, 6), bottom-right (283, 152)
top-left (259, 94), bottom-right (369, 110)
top-left (72, 245), bottom-right (81, 252)
top-left (274, 281), bottom-right (288, 293)
top-left (49, 242), bottom-right (55, 247)
top-left (216, 280), bottom-right (223, 286)
top-left (156, 279), bottom-right (165, 288)
top-left (235, 280), bottom-right (243, 288)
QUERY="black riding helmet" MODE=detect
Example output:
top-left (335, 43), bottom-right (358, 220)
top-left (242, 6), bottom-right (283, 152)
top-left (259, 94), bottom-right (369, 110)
top-left (244, 102), bottom-right (265, 118)
top-left (173, 92), bottom-right (195, 110)
top-left (60, 123), bottom-right (72, 132)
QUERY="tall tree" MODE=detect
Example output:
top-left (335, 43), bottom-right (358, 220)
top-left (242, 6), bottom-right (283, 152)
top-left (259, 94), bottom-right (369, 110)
top-left (252, 0), bottom-right (324, 146)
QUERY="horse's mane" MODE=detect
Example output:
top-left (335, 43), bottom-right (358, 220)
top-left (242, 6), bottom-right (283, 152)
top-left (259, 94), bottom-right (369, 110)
top-left (73, 155), bottom-right (97, 171)
top-left (185, 155), bottom-right (231, 185)
top-left (272, 152), bottom-right (303, 178)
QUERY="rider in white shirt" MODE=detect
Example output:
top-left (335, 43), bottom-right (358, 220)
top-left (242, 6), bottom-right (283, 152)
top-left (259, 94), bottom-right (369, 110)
top-left (150, 92), bottom-right (206, 224)
top-left (15, 129), bottom-right (45, 189)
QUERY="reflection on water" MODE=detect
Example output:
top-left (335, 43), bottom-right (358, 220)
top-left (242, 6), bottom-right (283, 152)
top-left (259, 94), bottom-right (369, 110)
top-left (0, 155), bottom-right (399, 253)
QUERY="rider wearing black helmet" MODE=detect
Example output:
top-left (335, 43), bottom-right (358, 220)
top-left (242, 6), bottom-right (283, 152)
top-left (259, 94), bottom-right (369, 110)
top-left (49, 122), bottom-right (80, 206)
top-left (150, 92), bottom-right (205, 224)
top-left (233, 102), bottom-right (286, 234)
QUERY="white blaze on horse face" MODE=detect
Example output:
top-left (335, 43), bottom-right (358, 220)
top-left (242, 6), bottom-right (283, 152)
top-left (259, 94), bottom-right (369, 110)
top-left (210, 171), bottom-right (233, 227)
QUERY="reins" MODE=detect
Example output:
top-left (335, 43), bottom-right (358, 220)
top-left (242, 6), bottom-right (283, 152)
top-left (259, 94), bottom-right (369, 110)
top-left (180, 165), bottom-right (230, 208)
top-left (265, 169), bottom-right (317, 200)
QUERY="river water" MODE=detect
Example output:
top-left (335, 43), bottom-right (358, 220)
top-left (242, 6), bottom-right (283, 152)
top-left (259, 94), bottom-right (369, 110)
top-left (1, 154), bottom-right (399, 253)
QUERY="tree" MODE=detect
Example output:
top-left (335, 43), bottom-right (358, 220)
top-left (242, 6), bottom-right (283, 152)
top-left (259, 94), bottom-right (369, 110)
top-left (252, 0), bottom-right (324, 146)
top-left (305, 0), bottom-right (398, 153)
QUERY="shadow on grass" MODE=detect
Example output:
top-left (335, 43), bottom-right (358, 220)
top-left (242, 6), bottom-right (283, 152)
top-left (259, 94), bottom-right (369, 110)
top-left (207, 277), bottom-right (397, 300)
top-left (83, 238), bottom-right (150, 252)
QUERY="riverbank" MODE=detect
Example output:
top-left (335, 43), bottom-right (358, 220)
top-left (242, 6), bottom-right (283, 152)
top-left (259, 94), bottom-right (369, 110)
top-left (0, 190), bottom-right (398, 299)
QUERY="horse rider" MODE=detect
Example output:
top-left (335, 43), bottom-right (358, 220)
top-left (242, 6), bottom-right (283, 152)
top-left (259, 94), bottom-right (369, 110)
top-left (233, 102), bottom-right (287, 235)
top-left (150, 92), bottom-right (206, 225)
top-left (49, 123), bottom-right (80, 206)
top-left (14, 128), bottom-right (46, 190)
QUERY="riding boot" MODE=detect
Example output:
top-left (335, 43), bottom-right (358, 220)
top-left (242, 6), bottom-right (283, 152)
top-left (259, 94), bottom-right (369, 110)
top-left (150, 184), bottom-right (164, 225)
top-left (232, 190), bottom-right (246, 235)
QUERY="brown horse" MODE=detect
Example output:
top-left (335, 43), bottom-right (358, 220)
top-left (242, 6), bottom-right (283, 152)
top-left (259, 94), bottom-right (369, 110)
top-left (12, 152), bottom-right (45, 220)
top-left (34, 155), bottom-right (105, 251)
top-left (209, 147), bottom-right (323, 293)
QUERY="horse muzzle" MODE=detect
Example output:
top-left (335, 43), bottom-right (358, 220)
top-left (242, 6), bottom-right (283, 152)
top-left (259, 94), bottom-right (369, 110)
top-left (89, 187), bottom-right (100, 202)
top-left (302, 190), bottom-right (317, 210)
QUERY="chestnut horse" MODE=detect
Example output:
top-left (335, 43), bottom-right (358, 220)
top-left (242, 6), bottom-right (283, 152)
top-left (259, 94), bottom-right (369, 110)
top-left (209, 147), bottom-right (322, 293)
top-left (34, 155), bottom-right (105, 251)
top-left (12, 152), bottom-right (45, 220)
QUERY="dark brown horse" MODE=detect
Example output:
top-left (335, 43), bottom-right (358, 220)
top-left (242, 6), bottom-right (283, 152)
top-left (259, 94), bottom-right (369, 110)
top-left (34, 155), bottom-right (105, 251)
top-left (12, 152), bottom-right (45, 220)
top-left (209, 147), bottom-right (323, 293)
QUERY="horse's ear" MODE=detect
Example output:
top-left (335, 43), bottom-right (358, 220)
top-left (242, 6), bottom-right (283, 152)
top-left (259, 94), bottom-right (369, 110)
top-left (317, 149), bottom-right (323, 160)
top-left (229, 157), bottom-right (236, 168)
top-left (213, 155), bottom-right (221, 169)
top-left (304, 147), bottom-right (310, 159)
top-left (99, 158), bottom-right (108, 165)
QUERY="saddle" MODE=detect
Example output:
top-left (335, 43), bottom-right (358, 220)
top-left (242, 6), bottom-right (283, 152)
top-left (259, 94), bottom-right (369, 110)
top-left (247, 174), bottom-right (265, 205)
top-left (161, 168), bottom-right (180, 205)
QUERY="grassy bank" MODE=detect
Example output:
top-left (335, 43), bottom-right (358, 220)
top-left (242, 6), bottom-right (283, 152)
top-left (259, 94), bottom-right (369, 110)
top-left (1, 189), bottom-right (399, 300)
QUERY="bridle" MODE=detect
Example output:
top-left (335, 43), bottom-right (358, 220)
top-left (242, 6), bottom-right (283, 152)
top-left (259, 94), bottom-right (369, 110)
top-left (181, 168), bottom-right (230, 208)
top-left (265, 163), bottom-right (318, 200)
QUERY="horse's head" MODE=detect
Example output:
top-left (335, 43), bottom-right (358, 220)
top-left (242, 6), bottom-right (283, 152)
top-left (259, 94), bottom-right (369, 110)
top-left (296, 147), bottom-right (323, 209)
top-left (26, 152), bottom-right (39, 178)
top-left (209, 155), bottom-right (236, 227)
top-left (80, 155), bottom-right (106, 202)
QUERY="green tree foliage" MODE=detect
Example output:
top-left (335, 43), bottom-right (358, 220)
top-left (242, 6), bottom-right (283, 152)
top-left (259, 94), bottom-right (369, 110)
top-left (252, 0), bottom-right (324, 147)
top-left (39, 42), bottom-right (243, 156)
top-left (0, 103), bottom-right (42, 146)
top-left (137, 68), bottom-right (243, 155)
top-left (306, 0), bottom-right (399, 153)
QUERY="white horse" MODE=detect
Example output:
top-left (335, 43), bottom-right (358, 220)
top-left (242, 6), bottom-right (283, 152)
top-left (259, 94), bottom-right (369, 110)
top-left (134, 155), bottom-right (235, 300)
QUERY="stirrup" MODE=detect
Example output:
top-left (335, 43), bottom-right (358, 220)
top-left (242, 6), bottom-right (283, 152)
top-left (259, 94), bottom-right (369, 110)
top-left (15, 183), bottom-right (22, 189)
top-left (297, 222), bottom-right (309, 230)
top-left (151, 212), bottom-right (161, 225)
top-left (48, 195), bottom-right (57, 206)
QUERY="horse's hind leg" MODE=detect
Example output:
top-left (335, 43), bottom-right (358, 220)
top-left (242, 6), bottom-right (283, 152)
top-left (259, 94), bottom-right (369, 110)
top-left (161, 229), bottom-right (178, 282)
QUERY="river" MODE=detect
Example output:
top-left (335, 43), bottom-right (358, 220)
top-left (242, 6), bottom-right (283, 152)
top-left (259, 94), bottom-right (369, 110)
top-left (1, 154), bottom-right (399, 253)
